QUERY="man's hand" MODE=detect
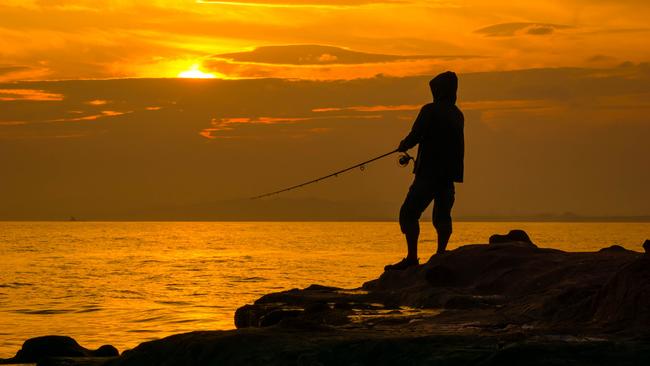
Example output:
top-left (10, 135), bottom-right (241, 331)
top-left (397, 140), bottom-right (408, 152)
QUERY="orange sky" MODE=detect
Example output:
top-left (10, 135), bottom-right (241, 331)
top-left (1, 0), bottom-right (649, 81)
top-left (0, 1), bottom-right (649, 220)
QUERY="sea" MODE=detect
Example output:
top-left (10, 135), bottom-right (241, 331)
top-left (0, 221), bottom-right (648, 357)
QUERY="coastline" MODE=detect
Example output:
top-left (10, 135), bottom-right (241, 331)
top-left (4, 233), bottom-right (649, 365)
top-left (2, 216), bottom-right (650, 223)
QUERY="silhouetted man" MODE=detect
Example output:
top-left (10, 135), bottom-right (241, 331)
top-left (385, 71), bottom-right (464, 271)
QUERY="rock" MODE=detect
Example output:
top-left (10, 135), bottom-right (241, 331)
top-left (304, 301), bottom-right (330, 314)
top-left (37, 356), bottom-right (113, 366)
top-left (425, 264), bottom-right (458, 287)
top-left (598, 244), bottom-right (629, 253)
top-left (259, 309), bottom-right (303, 327)
top-left (592, 255), bottom-right (650, 328)
top-left (444, 295), bottom-right (492, 309)
top-left (234, 304), bottom-right (264, 328)
top-left (21, 240), bottom-right (650, 366)
top-left (94, 345), bottom-right (118, 357)
top-left (235, 304), bottom-right (305, 328)
top-left (333, 302), bottom-right (353, 311)
top-left (488, 229), bottom-right (535, 246)
top-left (233, 242), bottom-right (648, 332)
top-left (104, 328), bottom-right (650, 366)
top-left (643, 239), bottom-right (650, 254)
top-left (0, 336), bottom-right (118, 365)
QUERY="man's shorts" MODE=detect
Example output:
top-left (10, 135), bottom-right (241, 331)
top-left (399, 177), bottom-right (455, 232)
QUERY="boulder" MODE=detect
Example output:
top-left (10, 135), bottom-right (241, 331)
top-left (643, 239), bottom-right (650, 254)
top-left (488, 229), bottom-right (535, 247)
top-left (598, 244), bottom-right (629, 253)
top-left (0, 336), bottom-right (118, 364)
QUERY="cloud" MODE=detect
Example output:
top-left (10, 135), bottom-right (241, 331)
top-left (202, 44), bottom-right (479, 79)
top-left (475, 22), bottom-right (572, 37)
top-left (85, 99), bottom-right (109, 106)
top-left (48, 110), bottom-right (129, 123)
top-left (2, 1), bottom-right (648, 81)
top-left (1, 65), bottom-right (650, 219)
top-left (0, 65), bottom-right (49, 82)
top-left (587, 54), bottom-right (616, 63)
top-left (200, 116), bottom-right (314, 139)
top-left (200, 114), bottom-right (382, 139)
top-left (211, 45), bottom-right (461, 65)
top-left (460, 99), bottom-right (556, 111)
top-left (196, 0), bottom-right (408, 8)
top-left (312, 104), bottom-right (419, 112)
top-left (202, 58), bottom-right (440, 79)
top-left (0, 88), bottom-right (64, 101)
top-left (0, 65), bottom-right (29, 75)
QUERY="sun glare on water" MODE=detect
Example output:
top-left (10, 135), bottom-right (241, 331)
top-left (178, 64), bottom-right (216, 79)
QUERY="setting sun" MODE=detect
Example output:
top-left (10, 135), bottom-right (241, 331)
top-left (178, 64), bottom-right (216, 79)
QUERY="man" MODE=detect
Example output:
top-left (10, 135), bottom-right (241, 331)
top-left (385, 71), bottom-right (464, 271)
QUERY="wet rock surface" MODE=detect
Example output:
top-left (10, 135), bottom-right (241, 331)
top-left (10, 232), bottom-right (650, 365)
top-left (232, 239), bottom-right (649, 336)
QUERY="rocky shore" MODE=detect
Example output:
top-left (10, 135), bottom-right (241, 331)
top-left (4, 232), bottom-right (650, 365)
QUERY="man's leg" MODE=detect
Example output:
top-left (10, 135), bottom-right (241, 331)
top-left (435, 222), bottom-right (452, 255)
top-left (399, 179), bottom-right (435, 260)
top-left (432, 183), bottom-right (455, 255)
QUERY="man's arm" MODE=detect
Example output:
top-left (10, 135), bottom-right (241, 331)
top-left (398, 105), bottom-right (427, 152)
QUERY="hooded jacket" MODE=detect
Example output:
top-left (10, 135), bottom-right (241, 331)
top-left (399, 71), bottom-right (464, 183)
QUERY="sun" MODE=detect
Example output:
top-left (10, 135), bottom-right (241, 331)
top-left (178, 64), bottom-right (216, 79)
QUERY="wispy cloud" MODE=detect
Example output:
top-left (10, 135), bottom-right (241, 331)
top-left (460, 99), bottom-right (556, 111)
top-left (0, 121), bottom-right (27, 126)
top-left (48, 110), bottom-right (129, 123)
top-left (196, 0), bottom-right (409, 8)
top-left (200, 114), bottom-right (382, 139)
top-left (312, 104), bottom-right (420, 112)
top-left (85, 99), bottom-right (109, 106)
top-left (0, 89), bottom-right (64, 101)
top-left (212, 45), bottom-right (465, 65)
top-left (203, 45), bottom-right (478, 79)
top-left (0, 65), bottom-right (42, 81)
top-left (475, 22), bottom-right (572, 37)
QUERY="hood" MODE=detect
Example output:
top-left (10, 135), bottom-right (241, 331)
top-left (429, 71), bottom-right (458, 104)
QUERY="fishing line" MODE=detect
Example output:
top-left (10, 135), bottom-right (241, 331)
top-left (250, 149), bottom-right (414, 200)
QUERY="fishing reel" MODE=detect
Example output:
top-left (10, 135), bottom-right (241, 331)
top-left (397, 152), bottom-right (414, 167)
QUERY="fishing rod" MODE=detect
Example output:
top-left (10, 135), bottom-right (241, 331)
top-left (250, 149), bottom-right (414, 200)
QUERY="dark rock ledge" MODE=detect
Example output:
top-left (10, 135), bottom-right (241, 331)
top-left (4, 232), bottom-right (650, 366)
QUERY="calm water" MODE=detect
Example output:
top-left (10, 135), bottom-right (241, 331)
top-left (0, 221), bottom-right (648, 357)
